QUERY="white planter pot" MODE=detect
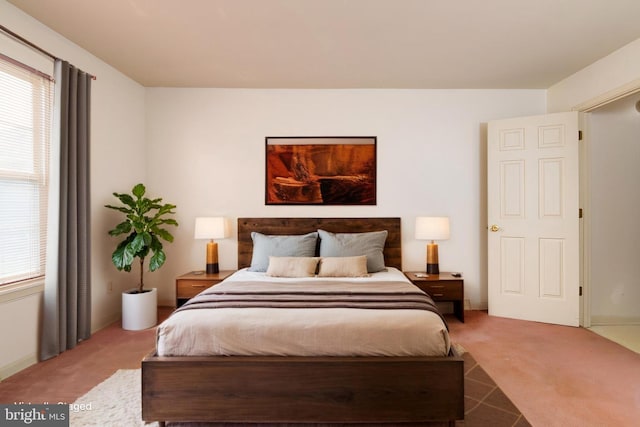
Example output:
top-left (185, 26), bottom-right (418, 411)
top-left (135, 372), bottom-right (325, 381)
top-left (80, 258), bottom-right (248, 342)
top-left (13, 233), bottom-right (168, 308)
top-left (122, 288), bottom-right (157, 330)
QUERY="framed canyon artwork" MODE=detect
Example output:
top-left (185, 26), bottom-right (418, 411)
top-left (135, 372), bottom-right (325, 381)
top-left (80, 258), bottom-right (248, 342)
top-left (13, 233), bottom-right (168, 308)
top-left (265, 136), bottom-right (377, 205)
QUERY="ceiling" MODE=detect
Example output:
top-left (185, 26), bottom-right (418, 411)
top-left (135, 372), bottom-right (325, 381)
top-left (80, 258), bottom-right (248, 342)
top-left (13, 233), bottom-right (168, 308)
top-left (7, 0), bottom-right (640, 89)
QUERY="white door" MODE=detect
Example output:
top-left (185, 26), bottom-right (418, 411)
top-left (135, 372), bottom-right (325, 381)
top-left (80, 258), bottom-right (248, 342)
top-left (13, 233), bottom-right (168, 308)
top-left (487, 111), bottom-right (581, 327)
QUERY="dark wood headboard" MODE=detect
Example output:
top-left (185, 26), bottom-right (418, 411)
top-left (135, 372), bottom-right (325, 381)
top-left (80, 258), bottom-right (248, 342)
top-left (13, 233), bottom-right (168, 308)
top-left (237, 217), bottom-right (402, 270)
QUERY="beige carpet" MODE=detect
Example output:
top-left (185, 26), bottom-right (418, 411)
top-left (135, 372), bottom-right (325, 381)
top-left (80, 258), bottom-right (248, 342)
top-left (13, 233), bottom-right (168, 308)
top-left (71, 354), bottom-right (529, 427)
top-left (71, 369), bottom-right (157, 427)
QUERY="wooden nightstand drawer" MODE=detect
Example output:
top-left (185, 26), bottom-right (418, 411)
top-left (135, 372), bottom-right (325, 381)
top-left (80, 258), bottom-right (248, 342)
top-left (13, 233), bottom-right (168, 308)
top-left (420, 283), bottom-right (462, 300)
top-left (175, 270), bottom-right (236, 308)
top-left (177, 280), bottom-right (216, 298)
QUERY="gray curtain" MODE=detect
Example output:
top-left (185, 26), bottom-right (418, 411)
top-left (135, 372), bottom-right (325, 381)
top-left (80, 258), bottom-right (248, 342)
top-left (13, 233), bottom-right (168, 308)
top-left (40, 59), bottom-right (92, 360)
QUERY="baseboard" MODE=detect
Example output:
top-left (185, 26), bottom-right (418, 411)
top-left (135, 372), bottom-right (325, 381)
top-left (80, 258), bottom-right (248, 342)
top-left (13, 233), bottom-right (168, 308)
top-left (0, 353), bottom-right (38, 382)
top-left (91, 312), bottom-right (122, 334)
top-left (467, 301), bottom-right (488, 311)
top-left (591, 315), bottom-right (640, 325)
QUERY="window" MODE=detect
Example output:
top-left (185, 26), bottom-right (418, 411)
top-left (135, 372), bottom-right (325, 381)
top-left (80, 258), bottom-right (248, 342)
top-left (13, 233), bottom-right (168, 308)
top-left (0, 54), bottom-right (53, 286)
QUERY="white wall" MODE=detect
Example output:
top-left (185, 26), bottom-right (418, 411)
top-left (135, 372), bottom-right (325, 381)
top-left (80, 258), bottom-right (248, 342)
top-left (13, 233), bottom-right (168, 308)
top-left (588, 94), bottom-right (640, 323)
top-left (0, 0), bottom-right (146, 378)
top-left (145, 88), bottom-right (546, 310)
top-left (548, 37), bottom-right (640, 112)
top-left (547, 36), bottom-right (640, 325)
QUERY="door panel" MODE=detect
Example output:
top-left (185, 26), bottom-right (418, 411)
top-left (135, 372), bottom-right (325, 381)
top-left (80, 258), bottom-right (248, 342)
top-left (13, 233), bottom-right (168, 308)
top-left (501, 237), bottom-right (525, 294)
top-left (501, 160), bottom-right (525, 218)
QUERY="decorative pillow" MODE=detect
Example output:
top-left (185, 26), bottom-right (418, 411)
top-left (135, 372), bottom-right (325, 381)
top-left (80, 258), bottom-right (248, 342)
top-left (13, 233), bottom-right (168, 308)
top-left (318, 256), bottom-right (368, 277)
top-left (317, 229), bottom-right (388, 273)
top-left (248, 231), bottom-right (318, 272)
top-left (266, 256), bottom-right (320, 277)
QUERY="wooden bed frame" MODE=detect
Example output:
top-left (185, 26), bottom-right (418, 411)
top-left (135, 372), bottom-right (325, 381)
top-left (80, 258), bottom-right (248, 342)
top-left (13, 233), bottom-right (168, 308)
top-left (142, 217), bottom-right (464, 426)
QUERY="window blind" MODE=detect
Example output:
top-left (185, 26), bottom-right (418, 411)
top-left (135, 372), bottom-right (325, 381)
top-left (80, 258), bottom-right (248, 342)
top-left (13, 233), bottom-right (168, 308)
top-left (0, 55), bottom-right (53, 286)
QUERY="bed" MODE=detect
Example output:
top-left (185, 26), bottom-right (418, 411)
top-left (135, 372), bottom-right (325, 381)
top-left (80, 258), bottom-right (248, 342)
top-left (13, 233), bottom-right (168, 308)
top-left (142, 217), bottom-right (464, 426)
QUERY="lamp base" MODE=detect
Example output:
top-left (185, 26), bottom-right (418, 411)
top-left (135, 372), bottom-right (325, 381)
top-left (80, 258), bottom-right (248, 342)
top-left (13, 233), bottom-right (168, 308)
top-left (426, 242), bottom-right (440, 275)
top-left (206, 241), bottom-right (219, 275)
top-left (426, 263), bottom-right (440, 274)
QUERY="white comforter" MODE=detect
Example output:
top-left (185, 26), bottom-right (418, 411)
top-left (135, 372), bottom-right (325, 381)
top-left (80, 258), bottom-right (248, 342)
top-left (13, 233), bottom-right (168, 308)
top-left (156, 267), bottom-right (450, 357)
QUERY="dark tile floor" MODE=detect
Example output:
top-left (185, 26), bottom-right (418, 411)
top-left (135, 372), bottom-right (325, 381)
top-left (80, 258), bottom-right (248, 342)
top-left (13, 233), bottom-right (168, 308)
top-left (460, 351), bottom-right (530, 426)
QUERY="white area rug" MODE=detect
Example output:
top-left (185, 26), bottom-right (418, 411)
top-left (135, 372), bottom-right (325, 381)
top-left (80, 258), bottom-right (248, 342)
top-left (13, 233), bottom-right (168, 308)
top-left (70, 369), bottom-right (158, 426)
top-left (451, 342), bottom-right (466, 355)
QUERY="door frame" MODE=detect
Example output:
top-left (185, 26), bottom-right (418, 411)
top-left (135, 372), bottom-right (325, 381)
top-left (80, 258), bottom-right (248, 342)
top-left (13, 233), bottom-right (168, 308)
top-left (573, 79), bottom-right (640, 328)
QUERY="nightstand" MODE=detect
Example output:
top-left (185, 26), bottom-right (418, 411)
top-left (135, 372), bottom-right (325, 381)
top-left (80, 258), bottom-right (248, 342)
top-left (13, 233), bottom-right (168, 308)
top-left (175, 270), bottom-right (235, 308)
top-left (404, 272), bottom-right (465, 322)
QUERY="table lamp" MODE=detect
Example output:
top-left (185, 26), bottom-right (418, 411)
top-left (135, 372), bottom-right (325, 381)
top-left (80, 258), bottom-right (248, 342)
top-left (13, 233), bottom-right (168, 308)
top-left (415, 216), bottom-right (450, 274)
top-left (194, 217), bottom-right (227, 274)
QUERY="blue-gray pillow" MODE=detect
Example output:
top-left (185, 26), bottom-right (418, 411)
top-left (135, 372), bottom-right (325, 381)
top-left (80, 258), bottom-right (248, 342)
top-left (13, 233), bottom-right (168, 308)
top-left (248, 231), bottom-right (318, 272)
top-left (318, 229), bottom-right (388, 273)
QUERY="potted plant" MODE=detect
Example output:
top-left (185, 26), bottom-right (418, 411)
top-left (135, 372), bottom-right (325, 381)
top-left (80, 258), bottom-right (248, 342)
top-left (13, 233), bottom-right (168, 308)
top-left (105, 183), bottom-right (178, 330)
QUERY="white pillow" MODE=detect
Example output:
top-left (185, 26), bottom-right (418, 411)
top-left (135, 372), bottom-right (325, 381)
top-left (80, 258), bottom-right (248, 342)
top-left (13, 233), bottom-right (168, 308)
top-left (266, 256), bottom-right (320, 277)
top-left (317, 256), bottom-right (369, 277)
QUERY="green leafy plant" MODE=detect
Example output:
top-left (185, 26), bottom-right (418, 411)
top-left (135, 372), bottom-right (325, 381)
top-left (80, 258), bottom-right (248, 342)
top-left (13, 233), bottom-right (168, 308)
top-left (105, 183), bottom-right (178, 293)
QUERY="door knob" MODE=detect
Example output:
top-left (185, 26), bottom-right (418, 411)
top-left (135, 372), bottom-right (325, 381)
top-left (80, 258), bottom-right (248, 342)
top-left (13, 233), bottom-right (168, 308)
top-left (489, 224), bottom-right (500, 232)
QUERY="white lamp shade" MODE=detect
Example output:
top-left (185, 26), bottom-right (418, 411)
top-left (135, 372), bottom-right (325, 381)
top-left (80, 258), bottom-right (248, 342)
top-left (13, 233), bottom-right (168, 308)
top-left (415, 216), bottom-right (450, 241)
top-left (194, 217), bottom-right (227, 240)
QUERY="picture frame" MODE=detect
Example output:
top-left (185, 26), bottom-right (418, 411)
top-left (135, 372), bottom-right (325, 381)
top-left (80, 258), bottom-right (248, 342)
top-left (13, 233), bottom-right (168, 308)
top-left (265, 136), bottom-right (377, 205)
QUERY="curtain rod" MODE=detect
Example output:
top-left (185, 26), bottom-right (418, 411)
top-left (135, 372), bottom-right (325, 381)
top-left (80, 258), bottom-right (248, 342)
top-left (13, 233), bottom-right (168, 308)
top-left (0, 24), bottom-right (97, 80)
